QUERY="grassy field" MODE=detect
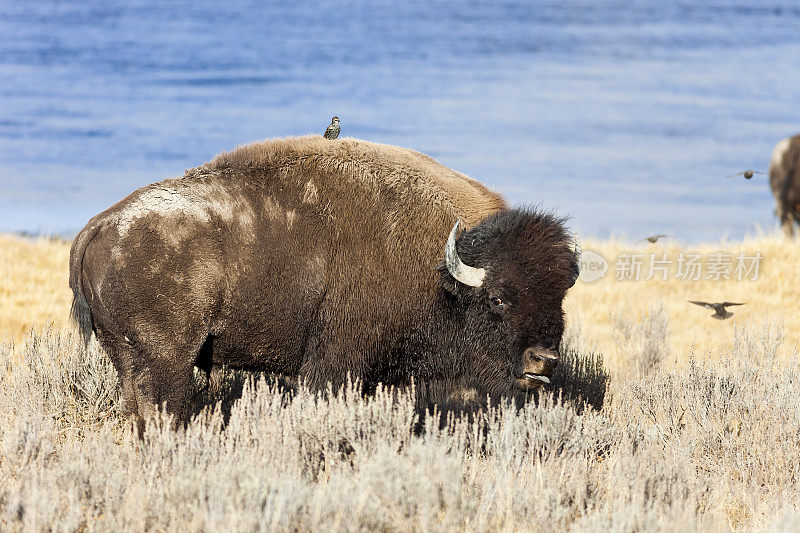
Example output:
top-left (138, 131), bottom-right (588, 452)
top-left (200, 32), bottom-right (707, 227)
top-left (1, 233), bottom-right (799, 530)
top-left (565, 234), bottom-right (799, 373)
top-left (0, 234), bottom-right (71, 344)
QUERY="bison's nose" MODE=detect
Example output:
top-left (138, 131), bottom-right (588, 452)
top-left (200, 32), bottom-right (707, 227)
top-left (514, 346), bottom-right (559, 390)
top-left (529, 346), bottom-right (559, 361)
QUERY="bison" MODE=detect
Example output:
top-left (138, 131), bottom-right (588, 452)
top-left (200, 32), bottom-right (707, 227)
top-left (69, 136), bottom-right (579, 432)
top-left (769, 133), bottom-right (800, 237)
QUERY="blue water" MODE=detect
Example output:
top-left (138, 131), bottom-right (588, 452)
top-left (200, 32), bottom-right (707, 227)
top-left (2, 0), bottom-right (799, 240)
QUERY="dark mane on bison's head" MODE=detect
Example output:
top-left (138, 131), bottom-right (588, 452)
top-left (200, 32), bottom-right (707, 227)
top-left (440, 208), bottom-right (579, 297)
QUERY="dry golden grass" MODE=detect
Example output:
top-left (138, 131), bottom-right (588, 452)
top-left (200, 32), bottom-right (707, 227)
top-left (564, 234), bottom-right (800, 372)
top-left (2, 232), bottom-right (798, 371)
top-left (0, 234), bottom-right (72, 343)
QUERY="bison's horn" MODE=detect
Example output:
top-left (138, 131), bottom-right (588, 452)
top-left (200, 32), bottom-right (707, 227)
top-left (570, 233), bottom-right (581, 285)
top-left (445, 219), bottom-right (486, 287)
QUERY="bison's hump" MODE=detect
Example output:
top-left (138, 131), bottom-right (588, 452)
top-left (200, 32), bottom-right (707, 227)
top-left (199, 135), bottom-right (507, 228)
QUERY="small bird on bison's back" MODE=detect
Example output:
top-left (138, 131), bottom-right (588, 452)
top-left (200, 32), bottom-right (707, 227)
top-left (725, 170), bottom-right (764, 179)
top-left (688, 300), bottom-right (745, 320)
top-left (324, 116), bottom-right (340, 139)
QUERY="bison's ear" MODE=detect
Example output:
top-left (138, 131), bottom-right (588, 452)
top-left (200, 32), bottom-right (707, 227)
top-left (568, 262), bottom-right (580, 288)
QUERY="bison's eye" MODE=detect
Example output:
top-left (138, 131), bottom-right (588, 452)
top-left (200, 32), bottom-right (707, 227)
top-left (490, 297), bottom-right (507, 309)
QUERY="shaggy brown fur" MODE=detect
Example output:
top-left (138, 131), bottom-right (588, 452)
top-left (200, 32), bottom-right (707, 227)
top-left (769, 134), bottom-right (800, 237)
top-left (69, 136), bottom-right (576, 433)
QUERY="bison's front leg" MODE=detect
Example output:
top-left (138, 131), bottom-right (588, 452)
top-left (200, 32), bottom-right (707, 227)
top-left (297, 323), bottom-right (372, 392)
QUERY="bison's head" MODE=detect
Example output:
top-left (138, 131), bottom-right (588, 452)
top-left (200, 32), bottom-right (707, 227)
top-left (439, 209), bottom-right (579, 399)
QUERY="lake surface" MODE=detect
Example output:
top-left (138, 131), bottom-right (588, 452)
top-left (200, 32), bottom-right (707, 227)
top-left (2, 0), bottom-right (799, 241)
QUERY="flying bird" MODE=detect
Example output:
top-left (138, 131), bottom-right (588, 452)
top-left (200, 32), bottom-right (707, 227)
top-left (688, 301), bottom-right (745, 320)
top-left (641, 234), bottom-right (669, 244)
top-left (324, 116), bottom-right (340, 139)
top-left (725, 170), bottom-right (764, 180)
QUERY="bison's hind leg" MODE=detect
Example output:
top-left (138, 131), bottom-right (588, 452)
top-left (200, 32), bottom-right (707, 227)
top-left (783, 215), bottom-right (796, 238)
top-left (791, 207), bottom-right (800, 238)
top-left (140, 355), bottom-right (197, 430)
top-left (96, 328), bottom-right (206, 436)
top-left (93, 329), bottom-right (149, 435)
top-left (776, 203), bottom-right (798, 238)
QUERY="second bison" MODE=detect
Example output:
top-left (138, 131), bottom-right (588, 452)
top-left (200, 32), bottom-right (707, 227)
top-left (769, 133), bottom-right (800, 237)
top-left (69, 136), bottom-right (580, 431)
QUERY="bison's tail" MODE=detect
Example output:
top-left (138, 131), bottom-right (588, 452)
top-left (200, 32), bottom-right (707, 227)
top-left (70, 289), bottom-right (94, 347)
top-left (69, 218), bottom-right (105, 346)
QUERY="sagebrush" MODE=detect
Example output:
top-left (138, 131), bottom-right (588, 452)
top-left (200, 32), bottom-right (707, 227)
top-left (1, 324), bottom-right (799, 531)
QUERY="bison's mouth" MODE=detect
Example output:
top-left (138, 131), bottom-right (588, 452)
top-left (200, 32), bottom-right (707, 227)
top-left (520, 372), bottom-right (550, 384)
top-left (513, 346), bottom-right (558, 391)
top-left (514, 372), bottom-right (551, 391)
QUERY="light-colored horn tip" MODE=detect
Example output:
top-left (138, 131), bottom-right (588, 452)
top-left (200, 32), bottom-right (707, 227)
top-left (444, 217), bottom-right (486, 287)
